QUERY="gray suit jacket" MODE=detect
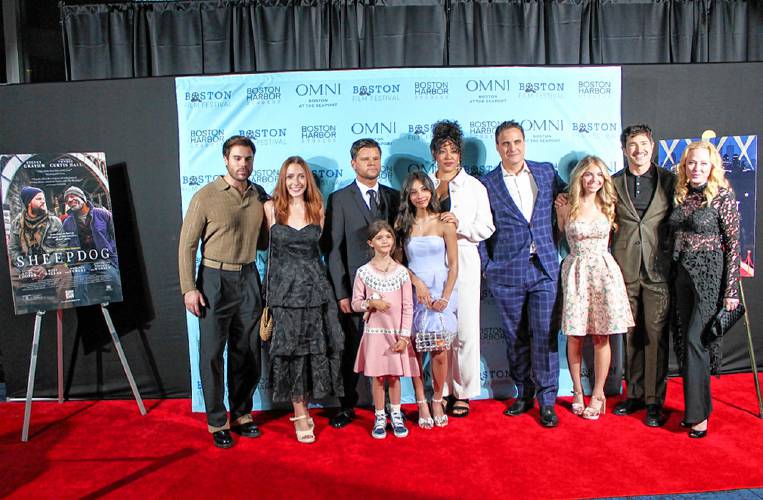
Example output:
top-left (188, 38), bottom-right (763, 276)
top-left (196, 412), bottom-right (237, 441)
top-left (611, 165), bottom-right (676, 284)
top-left (322, 181), bottom-right (400, 301)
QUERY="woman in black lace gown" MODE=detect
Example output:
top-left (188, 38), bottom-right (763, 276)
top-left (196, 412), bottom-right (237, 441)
top-left (670, 141), bottom-right (740, 438)
top-left (264, 156), bottom-right (344, 443)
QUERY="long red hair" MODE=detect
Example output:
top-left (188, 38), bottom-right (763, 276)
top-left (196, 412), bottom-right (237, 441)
top-left (272, 156), bottom-right (323, 225)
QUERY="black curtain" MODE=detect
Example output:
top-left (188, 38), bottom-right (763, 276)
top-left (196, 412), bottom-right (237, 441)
top-left (62, 0), bottom-right (763, 80)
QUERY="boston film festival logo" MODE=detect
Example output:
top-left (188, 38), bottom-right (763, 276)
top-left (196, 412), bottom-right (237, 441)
top-left (183, 88), bottom-right (234, 109)
top-left (352, 82), bottom-right (401, 102)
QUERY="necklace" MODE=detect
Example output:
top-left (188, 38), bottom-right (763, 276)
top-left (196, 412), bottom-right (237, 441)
top-left (414, 214), bottom-right (433, 233)
top-left (372, 257), bottom-right (393, 273)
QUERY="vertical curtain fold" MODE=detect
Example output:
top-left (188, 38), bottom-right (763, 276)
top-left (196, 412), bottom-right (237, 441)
top-left (61, 0), bottom-right (763, 81)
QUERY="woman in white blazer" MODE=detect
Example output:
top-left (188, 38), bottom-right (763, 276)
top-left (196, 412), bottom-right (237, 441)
top-left (418, 120), bottom-right (495, 417)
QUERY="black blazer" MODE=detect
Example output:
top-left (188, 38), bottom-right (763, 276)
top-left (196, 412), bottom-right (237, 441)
top-left (322, 181), bottom-right (400, 301)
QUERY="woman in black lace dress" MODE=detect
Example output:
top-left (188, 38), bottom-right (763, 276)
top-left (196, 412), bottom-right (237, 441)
top-left (264, 156), bottom-right (344, 443)
top-left (670, 141), bottom-right (740, 438)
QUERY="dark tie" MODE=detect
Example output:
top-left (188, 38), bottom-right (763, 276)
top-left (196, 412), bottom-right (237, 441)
top-left (368, 189), bottom-right (379, 217)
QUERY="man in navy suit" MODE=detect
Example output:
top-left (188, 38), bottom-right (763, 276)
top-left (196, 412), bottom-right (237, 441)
top-left (323, 138), bottom-right (400, 428)
top-left (480, 121), bottom-right (564, 427)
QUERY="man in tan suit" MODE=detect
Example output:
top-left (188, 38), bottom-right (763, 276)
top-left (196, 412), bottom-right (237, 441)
top-left (611, 124), bottom-right (675, 427)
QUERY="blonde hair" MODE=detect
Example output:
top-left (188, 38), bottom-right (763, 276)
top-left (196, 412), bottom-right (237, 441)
top-left (568, 155), bottom-right (617, 229)
top-left (674, 141), bottom-right (729, 206)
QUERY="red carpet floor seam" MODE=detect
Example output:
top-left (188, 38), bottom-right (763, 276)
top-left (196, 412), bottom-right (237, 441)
top-left (1, 374), bottom-right (762, 499)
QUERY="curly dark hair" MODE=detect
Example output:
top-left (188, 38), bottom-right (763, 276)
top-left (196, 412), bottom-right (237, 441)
top-left (430, 120), bottom-right (464, 156)
top-left (620, 124), bottom-right (653, 148)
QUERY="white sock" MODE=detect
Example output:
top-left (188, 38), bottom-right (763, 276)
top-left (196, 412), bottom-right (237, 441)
top-left (390, 404), bottom-right (401, 415)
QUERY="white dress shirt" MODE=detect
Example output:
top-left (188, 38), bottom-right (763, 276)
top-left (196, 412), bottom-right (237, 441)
top-left (355, 179), bottom-right (380, 210)
top-left (502, 162), bottom-right (538, 253)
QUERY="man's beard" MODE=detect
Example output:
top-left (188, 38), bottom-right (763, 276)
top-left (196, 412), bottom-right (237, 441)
top-left (30, 207), bottom-right (47, 217)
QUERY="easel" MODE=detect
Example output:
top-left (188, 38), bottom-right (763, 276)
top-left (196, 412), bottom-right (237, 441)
top-left (739, 283), bottom-right (763, 419)
top-left (21, 303), bottom-right (146, 442)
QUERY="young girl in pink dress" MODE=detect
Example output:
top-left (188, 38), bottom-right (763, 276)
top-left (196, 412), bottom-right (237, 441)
top-left (352, 221), bottom-right (419, 439)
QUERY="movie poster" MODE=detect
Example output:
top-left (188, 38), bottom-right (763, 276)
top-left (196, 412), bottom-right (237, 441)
top-left (1, 153), bottom-right (123, 315)
top-left (658, 135), bottom-right (757, 277)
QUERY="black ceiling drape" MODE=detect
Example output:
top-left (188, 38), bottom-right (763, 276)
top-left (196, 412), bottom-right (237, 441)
top-left (61, 0), bottom-right (763, 81)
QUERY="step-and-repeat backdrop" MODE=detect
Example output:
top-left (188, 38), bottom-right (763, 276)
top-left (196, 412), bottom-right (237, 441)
top-left (175, 66), bottom-right (623, 411)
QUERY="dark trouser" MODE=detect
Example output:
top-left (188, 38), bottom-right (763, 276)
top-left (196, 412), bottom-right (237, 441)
top-left (624, 274), bottom-right (670, 406)
top-left (489, 258), bottom-right (559, 407)
top-left (675, 264), bottom-right (712, 423)
top-left (338, 312), bottom-right (364, 409)
top-left (197, 263), bottom-right (262, 431)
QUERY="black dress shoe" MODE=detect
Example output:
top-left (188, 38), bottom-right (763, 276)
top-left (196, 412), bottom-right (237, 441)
top-left (330, 409), bottom-right (355, 429)
top-left (613, 398), bottom-right (646, 416)
top-left (232, 421), bottom-right (262, 438)
top-left (688, 428), bottom-right (707, 438)
top-left (644, 404), bottom-right (667, 427)
top-left (212, 430), bottom-right (234, 449)
top-left (504, 398), bottom-right (534, 416)
top-left (539, 406), bottom-right (559, 428)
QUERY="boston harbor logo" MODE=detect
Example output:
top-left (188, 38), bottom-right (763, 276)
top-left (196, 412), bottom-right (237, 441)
top-left (578, 80), bottom-right (613, 96)
top-left (190, 128), bottom-right (225, 146)
top-left (301, 124), bottom-right (337, 144)
top-left (246, 86), bottom-right (281, 104)
top-left (414, 81), bottom-right (448, 99)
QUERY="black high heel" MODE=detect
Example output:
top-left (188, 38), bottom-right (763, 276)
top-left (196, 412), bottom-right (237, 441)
top-left (688, 428), bottom-right (707, 438)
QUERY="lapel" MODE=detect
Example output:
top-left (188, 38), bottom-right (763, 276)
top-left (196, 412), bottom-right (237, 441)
top-left (525, 161), bottom-right (543, 224)
top-left (349, 182), bottom-right (374, 225)
top-left (642, 167), bottom-right (668, 220)
top-left (490, 164), bottom-right (527, 223)
top-left (613, 172), bottom-right (639, 220)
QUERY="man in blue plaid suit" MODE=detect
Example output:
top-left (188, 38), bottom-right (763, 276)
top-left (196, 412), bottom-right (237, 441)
top-left (479, 121), bottom-right (565, 427)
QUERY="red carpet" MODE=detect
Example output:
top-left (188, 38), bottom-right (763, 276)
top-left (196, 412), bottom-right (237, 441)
top-left (1, 374), bottom-right (762, 499)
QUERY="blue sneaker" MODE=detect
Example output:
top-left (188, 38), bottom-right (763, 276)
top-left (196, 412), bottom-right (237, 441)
top-left (390, 411), bottom-right (408, 438)
top-left (371, 411), bottom-right (387, 439)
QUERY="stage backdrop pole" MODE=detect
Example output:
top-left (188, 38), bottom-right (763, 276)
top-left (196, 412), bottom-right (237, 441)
top-left (57, 308), bottom-right (63, 403)
top-left (100, 304), bottom-right (146, 415)
top-left (21, 310), bottom-right (45, 442)
top-left (739, 283), bottom-right (763, 418)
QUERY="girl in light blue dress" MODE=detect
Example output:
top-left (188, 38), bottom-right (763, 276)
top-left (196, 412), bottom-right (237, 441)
top-left (395, 171), bottom-right (459, 429)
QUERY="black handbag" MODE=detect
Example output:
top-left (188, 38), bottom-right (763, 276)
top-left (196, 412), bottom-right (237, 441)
top-left (709, 303), bottom-right (746, 339)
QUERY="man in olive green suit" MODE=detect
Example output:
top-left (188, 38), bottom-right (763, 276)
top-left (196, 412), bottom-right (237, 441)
top-left (611, 124), bottom-right (676, 427)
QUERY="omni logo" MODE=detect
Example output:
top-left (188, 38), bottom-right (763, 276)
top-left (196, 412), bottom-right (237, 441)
top-left (295, 83), bottom-right (341, 96)
top-left (465, 79), bottom-right (510, 92)
top-left (350, 122), bottom-right (397, 135)
top-left (519, 119), bottom-right (564, 132)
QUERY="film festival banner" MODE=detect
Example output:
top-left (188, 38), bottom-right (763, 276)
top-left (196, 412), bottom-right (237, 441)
top-left (175, 66), bottom-right (623, 411)
top-left (659, 135), bottom-right (757, 277)
top-left (1, 153), bottom-right (123, 315)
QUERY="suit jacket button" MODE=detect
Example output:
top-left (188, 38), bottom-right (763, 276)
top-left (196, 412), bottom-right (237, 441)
top-left (635, 241), bottom-right (641, 246)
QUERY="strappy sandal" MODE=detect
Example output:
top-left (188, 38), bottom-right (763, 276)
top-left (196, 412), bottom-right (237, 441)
top-left (290, 415), bottom-right (316, 443)
top-left (432, 399), bottom-right (448, 427)
top-left (451, 398), bottom-right (470, 418)
top-left (571, 391), bottom-right (585, 416)
top-left (416, 400), bottom-right (434, 429)
top-left (583, 395), bottom-right (606, 421)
